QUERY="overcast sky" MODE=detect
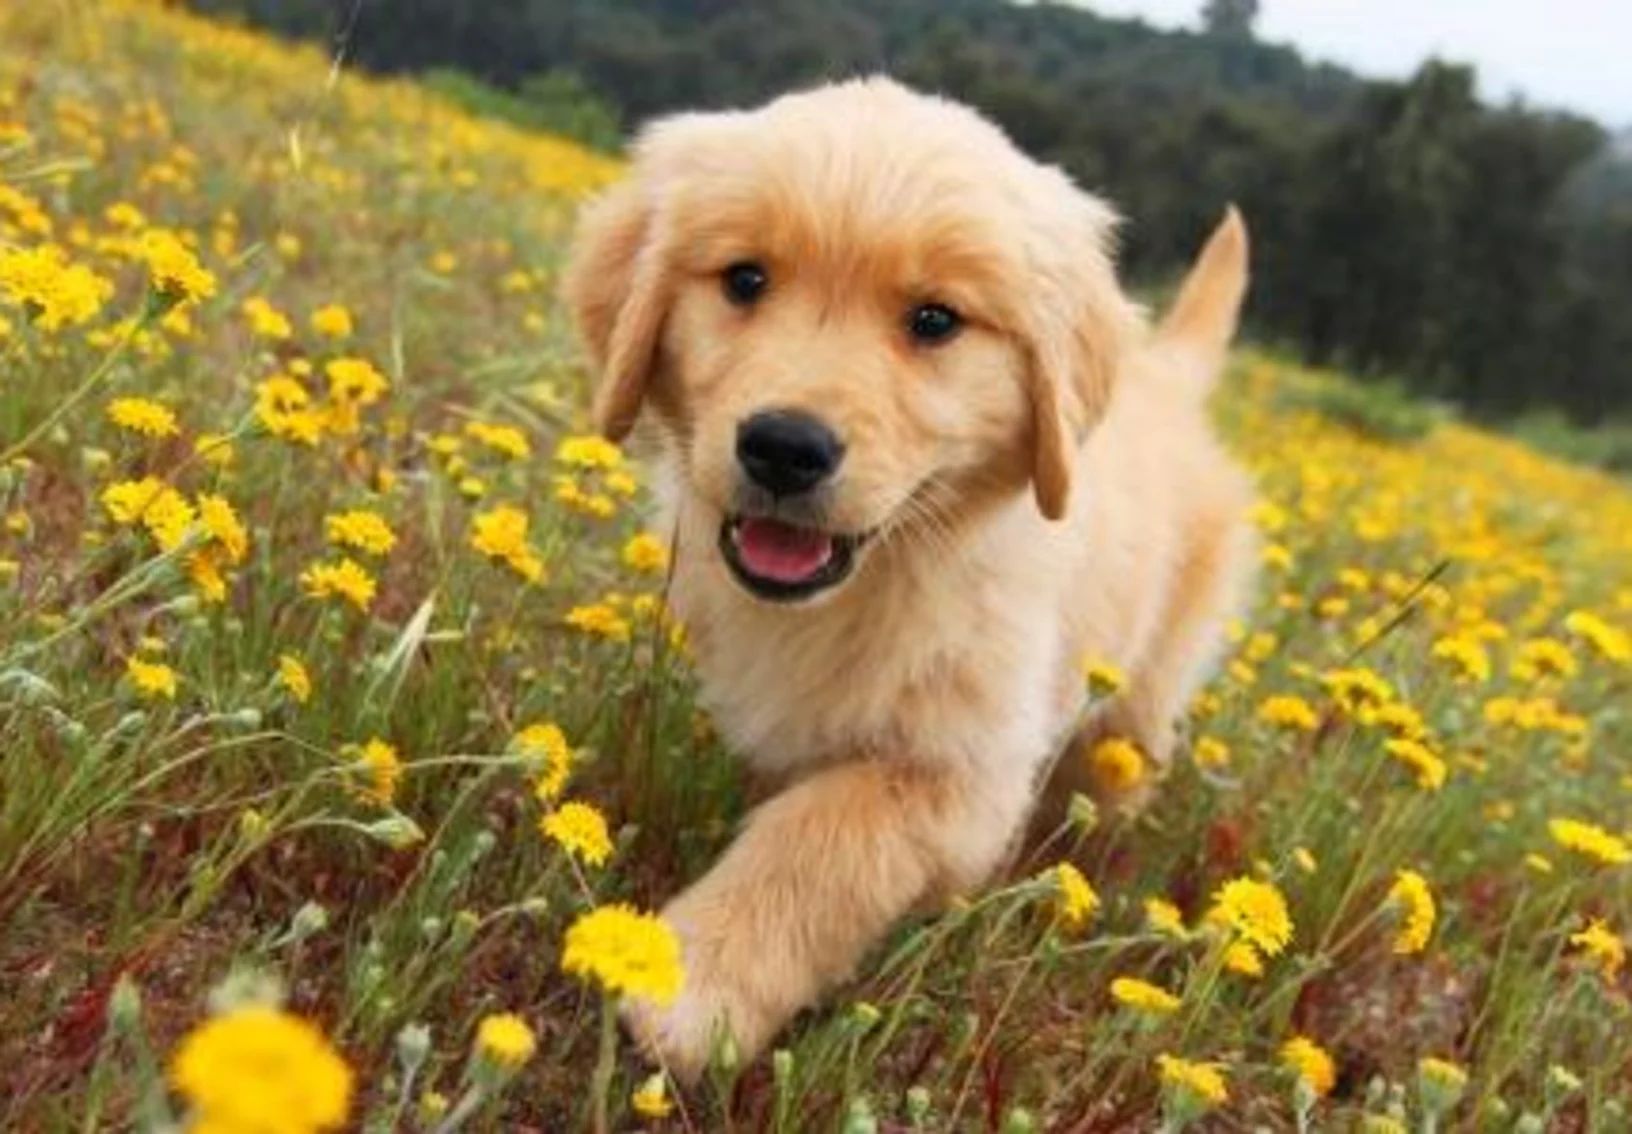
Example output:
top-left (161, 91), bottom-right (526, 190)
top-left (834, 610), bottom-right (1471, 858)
top-left (1081, 0), bottom-right (1630, 127)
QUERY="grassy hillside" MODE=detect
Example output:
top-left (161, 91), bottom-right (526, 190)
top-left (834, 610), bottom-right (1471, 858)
top-left (3, 3), bottom-right (1630, 1130)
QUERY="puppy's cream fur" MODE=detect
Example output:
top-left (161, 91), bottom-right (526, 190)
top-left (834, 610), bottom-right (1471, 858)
top-left (564, 77), bottom-right (1256, 1078)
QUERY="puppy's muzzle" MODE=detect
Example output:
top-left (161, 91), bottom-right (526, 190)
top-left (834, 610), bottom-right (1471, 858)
top-left (735, 409), bottom-right (845, 497)
top-left (721, 409), bottom-right (867, 603)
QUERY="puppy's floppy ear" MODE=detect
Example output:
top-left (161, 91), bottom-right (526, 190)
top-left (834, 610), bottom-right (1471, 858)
top-left (1021, 201), bottom-right (1140, 521)
top-left (561, 164), bottom-right (672, 442)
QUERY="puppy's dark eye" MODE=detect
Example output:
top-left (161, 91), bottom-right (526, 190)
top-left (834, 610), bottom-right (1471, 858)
top-left (722, 261), bottom-right (768, 306)
top-left (907, 303), bottom-right (962, 344)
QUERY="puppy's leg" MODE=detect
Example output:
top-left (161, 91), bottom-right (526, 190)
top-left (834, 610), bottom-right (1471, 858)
top-left (1034, 506), bottom-right (1254, 830)
top-left (1106, 507), bottom-right (1255, 787)
top-left (624, 758), bottom-right (1023, 1080)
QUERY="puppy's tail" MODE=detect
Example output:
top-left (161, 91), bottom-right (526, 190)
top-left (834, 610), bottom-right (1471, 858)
top-left (1151, 205), bottom-right (1249, 397)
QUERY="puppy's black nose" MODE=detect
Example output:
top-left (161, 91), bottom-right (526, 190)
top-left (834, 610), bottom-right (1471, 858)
top-left (736, 410), bottom-right (845, 496)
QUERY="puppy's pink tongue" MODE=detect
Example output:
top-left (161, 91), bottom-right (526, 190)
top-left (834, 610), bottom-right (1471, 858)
top-left (735, 518), bottom-right (833, 583)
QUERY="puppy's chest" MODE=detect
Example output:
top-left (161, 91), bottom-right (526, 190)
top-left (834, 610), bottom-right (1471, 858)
top-left (678, 576), bottom-right (1069, 776)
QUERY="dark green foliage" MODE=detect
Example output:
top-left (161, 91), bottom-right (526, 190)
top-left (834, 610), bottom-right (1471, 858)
top-left (187, 0), bottom-right (1632, 423)
top-left (423, 69), bottom-right (622, 152)
top-left (1285, 376), bottom-right (1449, 444)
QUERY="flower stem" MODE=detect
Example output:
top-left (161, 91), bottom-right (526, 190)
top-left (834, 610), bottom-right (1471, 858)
top-left (590, 992), bottom-right (620, 1134)
top-left (591, 996), bottom-right (619, 1134)
top-left (0, 309), bottom-right (146, 466)
top-left (430, 1084), bottom-right (486, 1134)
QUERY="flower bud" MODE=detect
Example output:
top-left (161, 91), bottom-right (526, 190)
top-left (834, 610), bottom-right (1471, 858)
top-left (841, 1097), bottom-right (877, 1134)
top-left (1001, 1107), bottom-right (1037, 1134)
top-left (363, 814), bottom-right (424, 849)
top-left (905, 1086), bottom-right (932, 1124)
top-left (107, 974), bottom-right (143, 1033)
top-left (290, 901), bottom-right (329, 942)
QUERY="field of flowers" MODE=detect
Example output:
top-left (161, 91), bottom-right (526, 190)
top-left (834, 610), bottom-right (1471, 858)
top-left (2, 3), bottom-right (1630, 1131)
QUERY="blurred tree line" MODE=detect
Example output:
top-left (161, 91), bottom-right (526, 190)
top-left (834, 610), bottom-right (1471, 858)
top-left (190, 0), bottom-right (1632, 423)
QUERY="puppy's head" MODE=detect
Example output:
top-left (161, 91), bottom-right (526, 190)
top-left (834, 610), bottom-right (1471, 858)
top-left (564, 78), bottom-right (1139, 605)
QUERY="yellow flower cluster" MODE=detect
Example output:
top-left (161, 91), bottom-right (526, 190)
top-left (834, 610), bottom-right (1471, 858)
top-left (468, 505), bottom-right (545, 583)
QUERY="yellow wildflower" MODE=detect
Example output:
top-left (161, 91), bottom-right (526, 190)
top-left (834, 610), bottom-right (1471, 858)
top-left (474, 1013), bottom-right (536, 1070)
top-left (541, 800), bottom-right (614, 867)
top-left (169, 1006), bottom-right (352, 1134)
top-left (565, 603), bottom-right (632, 643)
top-left (469, 505), bottom-right (545, 583)
top-left (139, 227), bottom-right (216, 304)
top-left (107, 396), bottom-right (180, 438)
top-left (1523, 852), bottom-right (1554, 875)
top-left (1144, 898), bottom-right (1187, 938)
top-left (1192, 735), bottom-right (1230, 769)
top-left (256, 375), bottom-right (325, 446)
top-left (348, 738), bottom-right (402, 805)
top-left (1280, 1035), bottom-right (1336, 1098)
top-left (1386, 870), bottom-right (1435, 954)
top-left (1052, 862), bottom-right (1099, 931)
top-left (1109, 977), bottom-right (1181, 1015)
top-left (1360, 700), bottom-right (1428, 740)
top-left (1223, 941), bottom-right (1263, 977)
top-left (102, 478), bottom-right (196, 551)
top-left (517, 723), bottom-right (575, 801)
top-left (621, 532), bottom-right (670, 575)
top-left (605, 470), bottom-right (640, 498)
top-left (0, 243), bottom-right (113, 329)
top-left (554, 476), bottom-right (618, 519)
top-left (1431, 635), bottom-right (1491, 683)
top-left (197, 494), bottom-right (249, 563)
top-left (242, 296), bottom-right (293, 339)
top-left (631, 1072), bottom-right (674, 1119)
top-left (277, 654), bottom-right (312, 704)
top-left (1082, 658), bottom-right (1125, 696)
top-left (187, 550), bottom-right (227, 603)
top-left (300, 558), bottom-right (377, 611)
top-left (1417, 1057), bottom-right (1468, 1108)
top-left (1511, 638), bottom-right (1578, 683)
top-left (1384, 738), bottom-right (1448, 791)
top-left (104, 202), bottom-right (147, 229)
top-left (1321, 667), bottom-right (1395, 714)
top-left (560, 904), bottom-right (685, 1006)
top-left (555, 434), bottom-right (623, 470)
top-left (1549, 818), bottom-right (1631, 866)
top-left (1156, 1053), bottom-right (1228, 1108)
top-left (1257, 695), bottom-right (1319, 733)
top-left (195, 433), bottom-right (236, 468)
top-left (324, 509), bottom-right (396, 557)
top-left (1569, 919), bottom-right (1625, 982)
top-left (464, 421), bottom-right (531, 460)
top-left (126, 657), bottom-right (178, 700)
top-left (1564, 610), bottom-right (1631, 665)
top-left (1088, 737), bottom-right (1145, 794)
top-left (1209, 877), bottom-right (1293, 956)
top-left (325, 357), bottom-right (389, 406)
top-left (310, 303), bottom-right (354, 338)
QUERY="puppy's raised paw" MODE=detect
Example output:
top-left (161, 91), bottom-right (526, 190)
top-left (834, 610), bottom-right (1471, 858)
top-left (620, 970), bottom-right (761, 1085)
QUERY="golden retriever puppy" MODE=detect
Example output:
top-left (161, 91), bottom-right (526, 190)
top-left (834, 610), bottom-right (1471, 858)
top-left (563, 76), bottom-right (1256, 1079)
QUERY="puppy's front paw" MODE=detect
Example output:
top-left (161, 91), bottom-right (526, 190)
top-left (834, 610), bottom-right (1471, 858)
top-left (620, 983), bottom-right (735, 1084)
top-left (619, 904), bottom-right (782, 1082)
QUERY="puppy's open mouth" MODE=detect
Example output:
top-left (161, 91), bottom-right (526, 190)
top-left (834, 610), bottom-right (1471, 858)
top-left (718, 515), bottom-right (868, 602)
